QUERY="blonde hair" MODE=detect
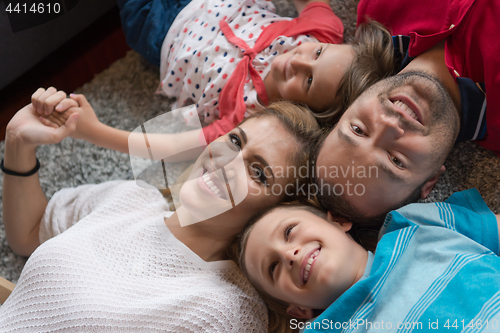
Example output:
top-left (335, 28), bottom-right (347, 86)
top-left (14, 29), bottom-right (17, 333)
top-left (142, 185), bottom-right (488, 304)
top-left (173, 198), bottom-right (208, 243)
top-left (315, 20), bottom-right (396, 125)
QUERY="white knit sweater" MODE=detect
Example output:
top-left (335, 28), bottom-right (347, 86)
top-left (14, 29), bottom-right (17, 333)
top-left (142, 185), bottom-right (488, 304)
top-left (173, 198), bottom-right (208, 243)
top-left (0, 180), bottom-right (268, 332)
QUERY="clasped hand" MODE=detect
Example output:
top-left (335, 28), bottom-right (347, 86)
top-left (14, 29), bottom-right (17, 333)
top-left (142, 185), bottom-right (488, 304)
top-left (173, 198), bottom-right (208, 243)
top-left (6, 87), bottom-right (99, 147)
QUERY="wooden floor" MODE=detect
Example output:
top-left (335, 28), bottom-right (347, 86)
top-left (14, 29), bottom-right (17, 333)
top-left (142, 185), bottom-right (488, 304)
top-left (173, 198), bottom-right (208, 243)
top-left (0, 6), bottom-right (130, 141)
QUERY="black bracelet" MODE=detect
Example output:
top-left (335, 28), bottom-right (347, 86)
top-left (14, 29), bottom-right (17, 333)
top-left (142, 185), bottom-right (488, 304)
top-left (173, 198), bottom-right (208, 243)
top-left (1, 158), bottom-right (40, 177)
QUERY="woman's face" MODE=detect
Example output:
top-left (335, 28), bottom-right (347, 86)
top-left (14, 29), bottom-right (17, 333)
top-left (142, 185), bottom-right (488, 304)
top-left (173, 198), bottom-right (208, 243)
top-left (178, 116), bottom-right (299, 230)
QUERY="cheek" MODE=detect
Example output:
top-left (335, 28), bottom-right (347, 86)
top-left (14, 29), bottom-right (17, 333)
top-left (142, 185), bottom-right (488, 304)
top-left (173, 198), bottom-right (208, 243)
top-left (239, 183), bottom-right (283, 213)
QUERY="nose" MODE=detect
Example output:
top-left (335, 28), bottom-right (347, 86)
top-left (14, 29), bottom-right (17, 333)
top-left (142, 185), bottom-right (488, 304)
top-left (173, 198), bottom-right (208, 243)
top-left (373, 114), bottom-right (404, 145)
top-left (290, 55), bottom-right (311, 75)
top-left (209, 144), bottom-right (240, 172)
top-left (281, 247), bottom-right (299, 270)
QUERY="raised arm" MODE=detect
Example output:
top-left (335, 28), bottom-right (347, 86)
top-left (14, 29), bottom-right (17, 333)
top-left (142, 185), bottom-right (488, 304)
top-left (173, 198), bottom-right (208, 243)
top-left (36, 90), bottom-right (204, 161)
top-left (293, 0), bottom-right (330, 14)
top-left (2, 100), bottom-right (78, 257)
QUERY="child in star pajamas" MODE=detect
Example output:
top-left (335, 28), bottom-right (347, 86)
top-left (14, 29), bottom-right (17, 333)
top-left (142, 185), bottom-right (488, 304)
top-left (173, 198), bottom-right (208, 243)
top-left (35, 0), bottom-right (394, 161)
top-left (239, 191), bottom-right (500, 333)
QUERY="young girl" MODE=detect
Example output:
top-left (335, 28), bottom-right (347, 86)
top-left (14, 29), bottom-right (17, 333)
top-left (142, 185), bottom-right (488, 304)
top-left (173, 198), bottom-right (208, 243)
top-left (31, 0), bottom-right (394, 158)
top-left (1, 99), bottom-right (320, 331)
top-left (119, 0), bottom-right (349, 140)
top-left (34, 13), bottom-right (394, 162)
top-left (239, 193), bottom-right (500, 332)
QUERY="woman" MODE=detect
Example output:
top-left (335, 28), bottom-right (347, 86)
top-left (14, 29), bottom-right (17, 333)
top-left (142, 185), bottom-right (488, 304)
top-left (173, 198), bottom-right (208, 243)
top-left (0, 97), bottom-right (319, 332)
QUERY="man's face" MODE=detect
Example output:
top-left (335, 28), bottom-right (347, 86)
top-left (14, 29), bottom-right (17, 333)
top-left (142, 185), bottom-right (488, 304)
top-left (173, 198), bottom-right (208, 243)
top-left (315, 72), bottom-right (460, 217)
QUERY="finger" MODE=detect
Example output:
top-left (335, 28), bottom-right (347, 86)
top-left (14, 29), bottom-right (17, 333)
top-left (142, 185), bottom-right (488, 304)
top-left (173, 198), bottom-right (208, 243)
top-left (39, 116), bottom-right (59, 129)
top-left (37, 87), bottom-right (58, 116)
top-left (49, 110), bottom-right (70, 125)
top-left (55, 98), bottom-right (79, 112)
top-left (46, 114), bottom-right (65, 127)
top-left (70, 94), bottom-right (91, 108)
top-left (53, 113), bottom-right (80, 141)
top-left (43, 91), bottom-right (67, 116)
top-left (31, 88), bottom-right (46, 115)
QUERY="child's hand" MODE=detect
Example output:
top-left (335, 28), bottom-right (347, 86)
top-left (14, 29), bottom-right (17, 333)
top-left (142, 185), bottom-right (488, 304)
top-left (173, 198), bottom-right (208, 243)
top-left (38, 94), bottom-right (102, 143)
top-left (31, 87), bottom-right (78, 116)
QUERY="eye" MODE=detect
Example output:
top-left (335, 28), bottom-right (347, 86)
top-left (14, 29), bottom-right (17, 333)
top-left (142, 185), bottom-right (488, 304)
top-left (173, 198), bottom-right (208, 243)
top-left (269, 261), bottom-right (278, 278)
top-left (284, 224), bottom-right (296, 241)
top-left (307, 76), bottom-right (313, 88)
top-left (390, 155), bottom-right (404, 168)
top-left (229, 133), bottom-right (242, 150)
top-left (351, 124), bottom-right (365, 136)
top-left (315, 47), bottom-right (322, 59)
top-left (250, 163), bottom-right (268, 186)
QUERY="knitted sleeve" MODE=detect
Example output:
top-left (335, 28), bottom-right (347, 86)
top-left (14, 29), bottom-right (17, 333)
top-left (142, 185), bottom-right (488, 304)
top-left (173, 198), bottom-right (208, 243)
top-left (39, 180), bottom-right (130, 244)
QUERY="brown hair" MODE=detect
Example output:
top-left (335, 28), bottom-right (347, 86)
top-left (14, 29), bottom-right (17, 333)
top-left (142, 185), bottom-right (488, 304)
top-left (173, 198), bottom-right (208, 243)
top-left (314, 20), bottom-right (396, 125)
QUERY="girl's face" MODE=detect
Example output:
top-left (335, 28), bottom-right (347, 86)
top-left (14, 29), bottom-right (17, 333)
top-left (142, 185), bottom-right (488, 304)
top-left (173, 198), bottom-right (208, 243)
top-left (265, 42), bottom-right (354, 113)
top-left (244, 208), bottom-right (367, 317)
top-left (178, 117), bottom-right (298, 230)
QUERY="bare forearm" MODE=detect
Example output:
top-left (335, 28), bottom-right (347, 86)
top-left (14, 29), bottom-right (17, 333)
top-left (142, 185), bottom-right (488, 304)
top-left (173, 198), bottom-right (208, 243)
top-left (86, 122), bottom-right (132, 154)
top-left (2, 136), bottom-right (46, 256)
top-left (91, 124), bottom-right (205, 162)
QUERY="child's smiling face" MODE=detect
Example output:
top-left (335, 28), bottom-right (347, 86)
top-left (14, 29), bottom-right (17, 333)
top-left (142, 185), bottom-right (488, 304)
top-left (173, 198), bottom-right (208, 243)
top-left (265, 42), bottom-right (354, 113)
top-left (243, 207), bottom-right (367, 318)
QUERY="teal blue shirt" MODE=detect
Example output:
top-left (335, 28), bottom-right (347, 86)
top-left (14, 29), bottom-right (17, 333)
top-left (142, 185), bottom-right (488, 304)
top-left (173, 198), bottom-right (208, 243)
top-left (303, 189), bottom-right (499, 333)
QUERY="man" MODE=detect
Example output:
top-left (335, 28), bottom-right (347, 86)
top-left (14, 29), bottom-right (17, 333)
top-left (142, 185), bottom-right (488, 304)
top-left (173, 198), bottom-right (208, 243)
top-left (315, 0), bottom-right (499, 220)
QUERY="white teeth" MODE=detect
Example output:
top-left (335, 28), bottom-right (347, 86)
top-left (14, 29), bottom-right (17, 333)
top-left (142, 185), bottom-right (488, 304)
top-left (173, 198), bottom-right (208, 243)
top-left (303, 250), bottom-right (320, 283)
top-left (202, 172), bottom-right (223, 198)
top-left (394, 100), bottom-right (418, 121)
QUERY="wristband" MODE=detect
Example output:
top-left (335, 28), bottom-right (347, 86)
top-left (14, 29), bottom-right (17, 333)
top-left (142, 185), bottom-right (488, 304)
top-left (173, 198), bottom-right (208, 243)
top-left (1, 158), bottom-right (40, 177)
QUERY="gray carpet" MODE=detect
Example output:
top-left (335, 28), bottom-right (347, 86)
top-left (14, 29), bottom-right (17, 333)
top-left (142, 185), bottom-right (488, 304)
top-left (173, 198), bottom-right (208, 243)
top-left (1, 0), bottom-right (499, 285)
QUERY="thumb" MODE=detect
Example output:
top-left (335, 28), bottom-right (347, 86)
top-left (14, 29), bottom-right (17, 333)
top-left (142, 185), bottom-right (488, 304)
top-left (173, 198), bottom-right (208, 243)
top-left (70, 94), bottom-right (91, 108)
top-left (65, 113), bottom-right (80, 132)
top-left (53, 113), bottom-right (80, 141)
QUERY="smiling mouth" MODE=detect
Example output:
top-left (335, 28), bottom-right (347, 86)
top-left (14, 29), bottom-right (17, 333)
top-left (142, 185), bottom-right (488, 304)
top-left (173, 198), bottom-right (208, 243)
top-left (302, 248), bottom-right (320, 284)
top-left (202, 170), bottom-right (226, 199)
top-left (391, 100), bottom-right (420, 122)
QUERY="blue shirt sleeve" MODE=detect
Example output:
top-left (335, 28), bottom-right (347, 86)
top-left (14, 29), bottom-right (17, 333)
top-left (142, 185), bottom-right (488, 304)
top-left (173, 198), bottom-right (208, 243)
top-left (382, 189), bottom-right (498, 254)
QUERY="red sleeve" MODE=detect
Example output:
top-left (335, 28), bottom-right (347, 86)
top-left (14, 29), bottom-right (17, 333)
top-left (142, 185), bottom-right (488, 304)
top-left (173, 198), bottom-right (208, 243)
top-left (261, 2), bottom-right (344, 44)
top-left (200, 116), bottom-right (237, 144)
top-left (297, 2), bottom-right (344, 44)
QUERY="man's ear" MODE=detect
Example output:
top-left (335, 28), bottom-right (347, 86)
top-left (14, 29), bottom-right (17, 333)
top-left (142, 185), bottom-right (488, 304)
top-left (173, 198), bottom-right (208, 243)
top-left (326, 212), bottom-right (352, 232)
top-left (286, 304), bottom-right (314, 320)
top-left (420, 165), bottom-right (446, 199)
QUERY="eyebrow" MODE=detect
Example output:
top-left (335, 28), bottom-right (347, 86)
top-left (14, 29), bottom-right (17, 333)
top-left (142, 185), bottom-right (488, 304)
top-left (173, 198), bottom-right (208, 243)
top-left (309, 44), bottom-right (329, 97)
top-left (238, 126), bottom-right (275, 183)
top-left (337, 127), bottom-right (360, 147)
top-left (263, 219), bottom-right (287, 282)
top-left (255, 154), bottom-right (275, 183)
top-left (376, 159), bottom-right (408, 183)
top-left (237, 127), bottom-right (247, 144)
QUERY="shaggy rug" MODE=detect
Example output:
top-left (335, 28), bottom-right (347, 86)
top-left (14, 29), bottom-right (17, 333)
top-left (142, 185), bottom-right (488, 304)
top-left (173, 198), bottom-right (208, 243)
top-left (0, 0), bottom-right (499, 287)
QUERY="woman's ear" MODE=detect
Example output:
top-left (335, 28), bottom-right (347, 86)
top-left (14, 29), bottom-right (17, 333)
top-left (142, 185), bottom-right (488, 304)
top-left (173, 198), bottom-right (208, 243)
top-left (326, 212), bottom-right (352, 232)
top-left (286, 304), bottom-right (314, 319)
